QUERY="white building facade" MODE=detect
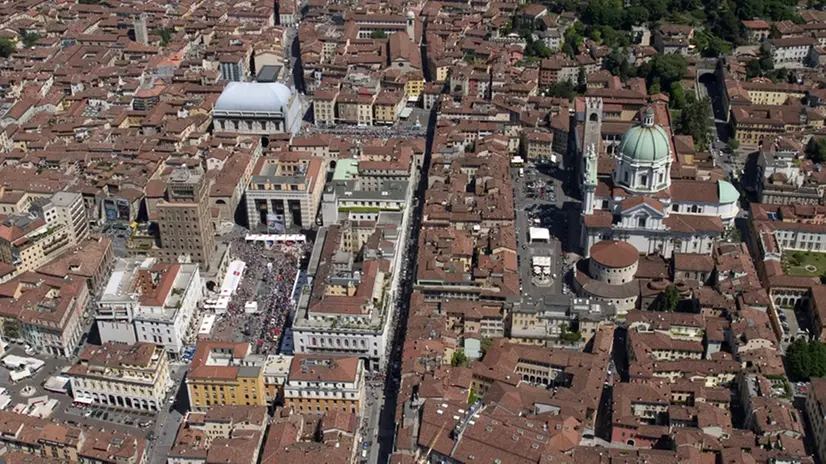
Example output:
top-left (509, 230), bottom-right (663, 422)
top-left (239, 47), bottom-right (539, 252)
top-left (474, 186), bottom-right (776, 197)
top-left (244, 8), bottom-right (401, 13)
top-left (96, 259), bottom-right (202, 357)
top-left (213, 82), bottom-right (302, 137)
top-left (43, 192), bottom-right (89, 246)
top-left (134, 264), bottom-right (202, 355)
top-left (581, 103), bottom-right (740, 259)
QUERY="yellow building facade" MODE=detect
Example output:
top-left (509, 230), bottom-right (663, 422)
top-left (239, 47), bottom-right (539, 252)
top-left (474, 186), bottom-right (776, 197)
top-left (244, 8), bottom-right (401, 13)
top-left (405, 74), bottom-right (425, 100)
top-left (186, 341), bottom-right (267, 410)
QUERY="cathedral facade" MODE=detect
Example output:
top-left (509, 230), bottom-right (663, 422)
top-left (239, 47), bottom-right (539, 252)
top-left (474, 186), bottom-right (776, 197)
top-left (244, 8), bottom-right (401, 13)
top-left (580, 98), bottom-right (740, 259)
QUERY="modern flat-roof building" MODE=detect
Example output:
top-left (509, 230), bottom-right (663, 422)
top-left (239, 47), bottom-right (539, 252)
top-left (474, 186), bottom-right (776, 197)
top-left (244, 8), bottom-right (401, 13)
top-left (39, 192), bottom-right (89, 247)
top-left (245, 152), bottom-right (325, 231)
top-left (263, 354), bottom-right (293, 404)
top-left (156, 167), bottom-right (216, 268)
top-left (320, 180), bottom-right (409, 226)
top-left (96, 258), bottom-right (202, 357)
top-left (292, 221), bottom-right (402, 370)
top-left (0, 213), bottom-right (73, 275)
top-left (319, 145), bottom-right (416, 226)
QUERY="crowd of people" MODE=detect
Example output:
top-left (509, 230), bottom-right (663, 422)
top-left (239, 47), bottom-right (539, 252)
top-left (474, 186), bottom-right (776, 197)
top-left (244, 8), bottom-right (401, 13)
top-left (211, 235), bottom-right (312, 354)
top-left (302, 124), bottom-right (425, 139)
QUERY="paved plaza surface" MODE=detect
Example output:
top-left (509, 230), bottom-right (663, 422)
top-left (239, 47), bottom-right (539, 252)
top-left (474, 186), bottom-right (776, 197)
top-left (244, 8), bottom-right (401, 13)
top-left (0, 344), bottom-right (190, 460)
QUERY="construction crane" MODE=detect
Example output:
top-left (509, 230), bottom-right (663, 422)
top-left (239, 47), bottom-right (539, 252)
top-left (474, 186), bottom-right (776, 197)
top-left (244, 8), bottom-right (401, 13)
top-left (419, 420), bottom-right (448, 464)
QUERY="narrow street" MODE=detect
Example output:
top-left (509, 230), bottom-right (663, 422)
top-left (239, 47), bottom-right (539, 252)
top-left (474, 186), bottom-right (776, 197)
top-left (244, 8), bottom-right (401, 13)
top-left (373, 78), bottom-right (436, 463)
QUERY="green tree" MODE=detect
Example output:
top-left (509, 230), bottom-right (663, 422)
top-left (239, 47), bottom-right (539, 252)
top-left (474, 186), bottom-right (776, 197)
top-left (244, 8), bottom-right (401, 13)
top-left (701, 32), bottom-right (731, 57)
top-left (154, 27), bottom-right (173, 46)
top-left (677, 93), bottom-right (712, 149)
top-left (646, 0), bottom-right (670, 21)
top-left (0, 37), bottom-right (15, 58)
top-left (562, 42), bottom-right (576, 59)
top-left (451, 350), bottom-right (469, 367)
top-left (759, 50), bottom-right (775, 71)
top-left (560, 323), bottom-right (583, 342)
top-left (561, 23), bottom-right (584, 59)
top-left (746, 60), bottom-right (762, 79)
top-left (787, 338), bottom-right (814, 380)
top-left (660, 285), bottom-right (680, 311)
top-left (467, 388), bottom-right (479, 405)
top-left (623, 6), bottom-right (650, 27)
top-left (19, 30), bottom-right (39, 48)
top-left (646, 54), bottom-right (689, 92)
top-left (811, 341), bottom-right (826, 377)
top-left (770, 67), bottom-right (789, 83)
top-left (480, 337), bottom-right (494, 357)
top-left (3, 323), bottom-right (18, 339)
top-left (670, 82), bottom-right (686, 110)
top-left (525, 39), bottom-right (553, 59)
top-left (583, 0), bottom-right (625, 26)
top-left (711, 2), bottom-right (741, 43)
top-left (370, 30), bottom-right (387, 39)
top-left (598, 26), bottom-right (631, 49)
top-left (542, 81), bottom-right (577, 100)
top-left (727, 138), bottom-right (740, 151)
top-left (746, 49), bottom-right (776, 80)
top-left (577, 66), bottom-right (587, 93)
top-left (604, 50), bottom-right (631, 81)
top-left (806, 137), bottom-right (826, 163)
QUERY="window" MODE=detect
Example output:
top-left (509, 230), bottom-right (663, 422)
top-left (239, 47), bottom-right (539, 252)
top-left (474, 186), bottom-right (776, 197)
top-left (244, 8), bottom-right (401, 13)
top-left (640, 174), bottom-right (648, 186)
top-left (637, 216), bottom-right (647, 228)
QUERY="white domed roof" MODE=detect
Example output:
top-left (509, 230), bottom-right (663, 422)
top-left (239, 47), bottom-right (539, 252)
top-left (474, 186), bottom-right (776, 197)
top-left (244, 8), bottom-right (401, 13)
top-left (215, 82), bottom-right (293, 113)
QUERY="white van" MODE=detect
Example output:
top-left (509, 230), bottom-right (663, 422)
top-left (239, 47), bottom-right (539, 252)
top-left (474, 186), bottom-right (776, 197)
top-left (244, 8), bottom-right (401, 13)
top-left (519, 168), bottom-right (524, 177)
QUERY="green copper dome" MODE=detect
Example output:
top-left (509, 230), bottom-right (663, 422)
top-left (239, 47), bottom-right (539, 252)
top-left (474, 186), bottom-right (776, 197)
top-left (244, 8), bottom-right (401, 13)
top-left (718, 180), bottom-right (739, 203)
top-left (617, 108), bottom-right (671, 163)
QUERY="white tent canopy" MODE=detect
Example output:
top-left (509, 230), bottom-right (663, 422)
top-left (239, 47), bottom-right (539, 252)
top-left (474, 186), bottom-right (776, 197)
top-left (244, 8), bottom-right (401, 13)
top-left (529, 227), bottom-right (550, 243)
top-left (220, 260), bottom-right (246, 297)
top-left (199, 314), bottom-right (217, 335)
top-left (532, 256), bottom-right (552, 267)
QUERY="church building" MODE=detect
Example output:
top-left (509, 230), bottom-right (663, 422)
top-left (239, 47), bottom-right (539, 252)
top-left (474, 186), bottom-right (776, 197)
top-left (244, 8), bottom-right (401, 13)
top-left (213, 82), bottom-right (303, 139)
top-left (580, 98), bottom-right (740, 259)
